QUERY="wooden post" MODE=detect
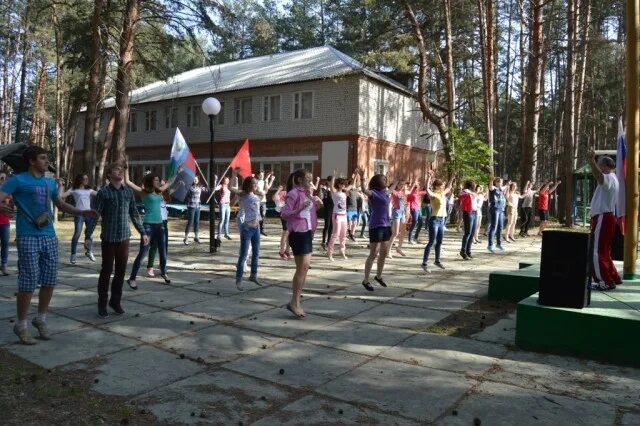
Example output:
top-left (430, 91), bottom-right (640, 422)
top-left (624, 0), bottom-right (640, 279)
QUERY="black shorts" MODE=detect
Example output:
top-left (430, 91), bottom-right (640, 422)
top-left (369, 226), bottom-right (392, 243)
top-left (539, 210), bottom-right (549, 221)
top-left (280, 217), bottom-right (287, 231)
top-left (288, 230), bottom-right (314, 256)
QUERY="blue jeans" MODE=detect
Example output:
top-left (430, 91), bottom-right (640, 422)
top-left (488, 208), bottom-right (504, 247)
top-left (462, 211), bottom-right (477, 255)
top-left (423, 216), bottom-right (445, 265)
top-left (236, 223), bottom-right (260, 279)
top-left (408, 208), bottom-right (422, 242)
top-left (130, 223), bottom-right (167, 279)
top-left (71, 215), bottom-right (95, 255)
top-left (185, 206), bottom-right (200, 236)
top-left (0, 223), bottom-right (9, 266)
top-left (218, 203), bottom-right (230, 237)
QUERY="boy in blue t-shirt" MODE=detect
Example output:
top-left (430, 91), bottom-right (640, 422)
top-left (0, 146), bottom-right (97, 345)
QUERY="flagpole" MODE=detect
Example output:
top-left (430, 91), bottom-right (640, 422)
top-left (204, 165), bottom-right (231, 205)
top-left (623, 0), bottom-right (640, 279)
top-left (195, 161), bottom-right (209, 188)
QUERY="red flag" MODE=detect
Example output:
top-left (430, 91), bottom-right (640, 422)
top-left (230, 139), bottom-right (252, 178)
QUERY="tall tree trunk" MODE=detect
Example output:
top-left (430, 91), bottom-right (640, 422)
top-left (522, 0), bottom-right (544, 186)
top-left (83, 0), bottom-right (104, 183)
top-left (111, 0), bottom-right (140, 163)
top-left (53, 4), bottom-right (64, 181)
top-left (562, 0), bottom-right (579, 226)
top-left (443, 0), bottom-right (456, 127)
top-left (518, 0), bottom-right (528, 187)
top-left (478, 0), bottom-right (496, 176)
top-left (63, 98), bottom-right (81, 179)
top-left (28, 59), bottom-right (46, 147)
top-left (14, 0), bottom-right (31, 144)
top-left (502, 0), bottom-right (515, 178)
top-left (574, 0), bottom-right (591, 165)
top-left (98, 112), bottom-right (115, 184)
top-left (403, 1), bottom-right (453, 167)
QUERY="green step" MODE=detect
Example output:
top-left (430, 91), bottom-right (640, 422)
top-left (488, 267), bottom-right (540, 303)
top-left (515, 284), bottom-right (640, 367)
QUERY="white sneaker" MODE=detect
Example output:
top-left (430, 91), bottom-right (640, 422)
top-left (146, 268), bottom-right (155, 277)
top-left (86, 251), bottom-right (96, 262)
top-left (422, 264), bottom-right (431, 273)
top-left (70, 254), bottom-right (77, 264)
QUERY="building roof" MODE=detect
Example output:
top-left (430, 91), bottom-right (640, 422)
top-left (102, 46), bottom-right (417, 109)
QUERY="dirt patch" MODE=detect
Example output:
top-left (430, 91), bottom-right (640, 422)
top-left (0, 349), bottom-right (159, 425)
top-left (425, 297), bottom-right (516, 338)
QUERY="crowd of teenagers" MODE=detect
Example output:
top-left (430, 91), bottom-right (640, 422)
top-left (2, 145), bottom-right (621, 345)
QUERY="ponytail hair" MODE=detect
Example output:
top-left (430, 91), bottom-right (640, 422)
top-left (287, 169), bottom-right (307, 192)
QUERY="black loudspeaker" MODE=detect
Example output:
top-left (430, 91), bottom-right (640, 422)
top-left (538, 230), bottom-right (591, 309)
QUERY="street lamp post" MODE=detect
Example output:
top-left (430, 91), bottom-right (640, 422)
top-left (202, 97), bottom-right (221, 254)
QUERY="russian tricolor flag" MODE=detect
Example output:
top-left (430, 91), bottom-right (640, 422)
top-left (168, 128), bottom-right (198, 201)
top-left (616, 118), bottom-right (626, 234)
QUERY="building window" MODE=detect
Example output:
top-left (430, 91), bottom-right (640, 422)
top-left (262, 95), bottom-right (281, 122)
top-left (164, 107), bottom-right (178, 129)
top-left (215, 101), bottom-right (225, 125)
top-left (186, 105), bottom-right (200, 127)
top-left (374, 160), bottom-right (389, 176)
top-left (145, 110), bottom-right (157, 131)
top-left (260, 162), bottom-right (282, 185)
top-left (293, 91), bottom-right (313, 119)
top-left (292, 161), bottom-right (313, 173)
top-left (234, 98), bottom-right (252, 124)
top-left (127, 112), bottom-right (137, 133)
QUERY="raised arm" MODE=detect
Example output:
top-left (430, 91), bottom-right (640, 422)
top-left (58, 179), bottom-right (73, 199)
top-left (264, 172), bottom-right (276, 192)
top-left (229, 169), bottom-right (243, 195)
top-left (159, 173), bottom-right (178, 192)
top-left (548, 179), bottom-right (562, 194)
top-left (424, 171), bottom-right (437, 198)
top-left (356, 168), bottom-right (372, 197)
top-left (124, 166), bottom-right (143, 193)
top-left (329, 171), bottom-right (337, 193)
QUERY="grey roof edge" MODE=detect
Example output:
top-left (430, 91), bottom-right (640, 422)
top-left (89, 46), bottom-right (444, 112)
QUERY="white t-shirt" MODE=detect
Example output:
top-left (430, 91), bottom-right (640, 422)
top-left (590, 173), bottom-right (618, 216)
top-left (332, 192), bottom-right (347, 214)
top-left (71, 189), bottom-right (93, 211)
top-left (160, 199), bottom-right (168, 221)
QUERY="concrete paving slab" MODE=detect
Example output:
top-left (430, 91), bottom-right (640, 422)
top-left (253, 395), bottom-right (417, 425)
top-left (159, 324), bottom-right (282, 363)
top-left (226, 340), bottom-right (370, 388)
top-left (136, 369), bottom-right (293, 425)
top-left (7, 327), bottom-right (140, 369)
top-left (151, 271), bottom-right (213, 287)
top-left (487, 351), bottom-right (631, 407)
top-left (438, 381), bottom-right (617, 426)
top-left (583, 362), bottom-right (640, 410)
top-left (294, 294), bottom-right (381, 319)
top-left (333, 284), bottom-right (411, 303)
top-left (88, 345), bottom-right (204, 396)
top-left (235, 308), bottom-right (338, 338)
top-left (173, 297), bottom-right (273, 321)
top-left (381, 332), bottom-right (507, 375)
top-left (0, 323), bottom-right (17, 346)
top-left (183, 276), bottom-right (246, 297)
top-left (301, 320), bottom-right (415, 356)
top-left (44, 289), bottom-right (98, 309)
top-left (230, 284), bottom-right (292, 306)
top-left (128, 287), bottom-right (216, 309)
top-left (389, 290), bottom-right (476, 312)
top-left (471, 313), bottom-right (516, 346)
top-left (0, 297), bottom-right (15, 319)
top-left (621, 412), bottom-right (640, 425)
top-left (424, 281), bottom-right (488, 297)
top-left (53, 300), bottom-right (161, 325)
top-left (317, 358), bottom-right (472, 422)
top-left (348, 302), bottom-right (450, 330)
top-left (102, 310), bottom-right (214, 343)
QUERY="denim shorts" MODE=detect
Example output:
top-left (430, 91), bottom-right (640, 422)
top-left (369, 226), bottom-right (392, 243)
top-left (347, 210), bottom-right (359, 222)
top-left (392, 208), bottom-right (405, 221)
top-left (288, 230), bottom-right (314, 256)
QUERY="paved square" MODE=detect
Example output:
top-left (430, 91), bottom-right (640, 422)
top-left (1, 230), bottom-right (634, 425)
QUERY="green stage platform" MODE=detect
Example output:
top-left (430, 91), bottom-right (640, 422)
top-left (516, 283), bottom-right (640, 366)
top-left (488, 264), bottom-right (540, 303)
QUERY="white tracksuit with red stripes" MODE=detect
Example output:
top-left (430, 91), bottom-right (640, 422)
top-left (590, 173), bottom-right (621, 285)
